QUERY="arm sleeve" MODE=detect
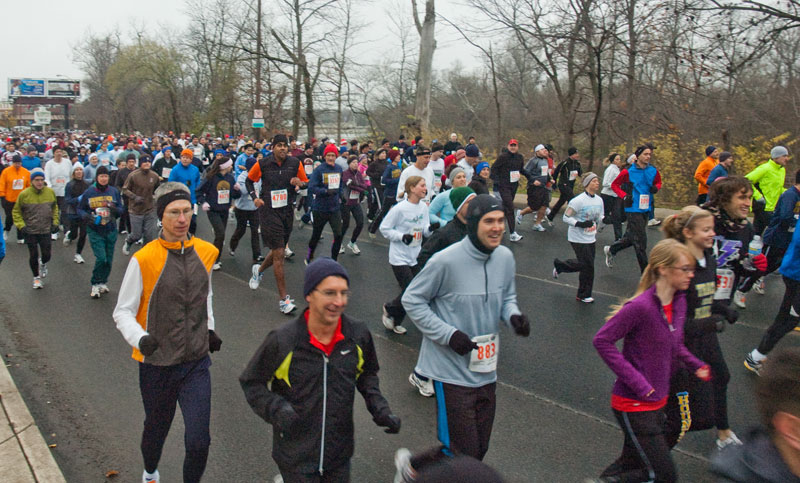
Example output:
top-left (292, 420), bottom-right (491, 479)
top-left (611, 169), bottom-right (629, 198)
top-left (0, 172), bottom-right (6, 198)
top-left (206, 271), bottom-right (215, 331)
top-left (428, 194), bottom-right (446, 225)
top-left (745, 164), bottom-right (766, 184)
top-left (112, 257), bottom-right (148, 348)
top-left (653, 170), bottom-right (662, 190)
top-left (395, 170), bottom-right (409, 201)
top-left (195, 178), bottom-right (208, 204)
top-left (295, 164), bottom-right (309, 183)
top-left (238, 332), bottom-right (288, 424)
top-left (500, 258), bottom-right (521, 323)
top-left (379, 204), bottom-right (404, 242)
top-left (402, 261), bottom-right (458, 346)
top-left (592, 308), bottom-right (654, 398)
top-left (562, 205), bottom-right (579, 226)
top-left (308, 169), bottom-right (325, 196)
top-left (12, 194), bottom-right (24, 229)
top-left (355, 330), bottom-right (392, 421)
top-left (122, 174), bottom-right (135, 199)
top-left (51, 195), bottom-right (59, 226)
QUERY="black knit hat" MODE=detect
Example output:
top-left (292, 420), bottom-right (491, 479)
top-left (304, 258), bottom-right (350, 296)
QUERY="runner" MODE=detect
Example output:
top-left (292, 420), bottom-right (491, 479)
top-left (43, 146), bottom-right (71, 239)
top-left (601, 153), bottom-right (625, 241)
top-left (229, 157), bottom-right (262, 263)
top-left (115, 154), bottom-right (138, 236)
top-left (552, 173), bottom-right (604, 303)
top-left (706, 151), bottom-right (733, 187)
top-left (341, 155), bottom-right (368, 255)
top-left (239, 258), bottom-right (400, 481)
top-left (63, 163), bottom-right (90, 264)
top-left (593, 239), bottom-right (710, 483)
top-left (516, 144), bottom-right (552, 232)
top-left (168, 149), bottom-right (202, 235)
top-left (548, 147), bottom-right (583, 222)
top-left (694, 146), bottom-right (719, 205)
top-left (306, 143), bottom-right (344, 263)
top-left (397, 145), bottom-right (435, 204)
top-left (468, 162), bottom-right (490, 196)
top-left (367, 149), bottom-right (403, 236)
top-left (121, 155), bottom-right (160, 255)
top-left (366, 148), bottom-right (388, 221)
top-left (0, 153), bottom-right (30, 244)
top-left (400, 194), bottom-right (529, 462)
top-left (490, 139), bottom-right (524, 242)
top-left (380, 176), bottom-right (435, 335)
top-left (604, 145), bottom-right (661, 272)
top-left (78, 166), bottom-right (124, 298)
top-left (152, 146), bottom-right (177, 181)
top-left (113, 182), bottom-right (222, 483)
top-left (196, 156), bottom-right (239, 270)
top-left (428, 143), bottom-right (446, 197)
top-left (746, 145), bottom-right (788, 236)
top-left (245, 134), bottom-right (307, 315)
top-left (429, 167), bottom-right (468, 226)
top-left (12, 169), bottom-right (58, 289)
top-left (661, 206), bottom-right (742, 451)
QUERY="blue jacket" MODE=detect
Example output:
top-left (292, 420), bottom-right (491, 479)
top-left (234, 153), bottom-right (249, 179)
top-left (196, 172), bottom-right (240, 213)
top-left (780, 219), bottom-right (800, 282)
top-left (0, 212), bottom-right (5, 261)
top-left (706, 163), bottom-right (728, 187)
top-left (764, 186), bottom-right (800, 250)
top-left (21, 155), bottom-right (41, 171)
top-left (612, 163), bottom-right (661, 214)
top-left (168, 163), bottom-right (202, 204)
top-left (77, 183), bottom-right (123, 233)
top-left (381, 161), bottom-right (403, 199)
top-left (308, 162), bottom-right (343, 213)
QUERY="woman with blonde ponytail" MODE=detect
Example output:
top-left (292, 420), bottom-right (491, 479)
top-left (593, 239), bottom-right (710, 483)
top-left (661, 207), bottom-right (743, 451)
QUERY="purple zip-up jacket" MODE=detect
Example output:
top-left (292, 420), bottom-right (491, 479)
top-left (593, 285), bottom-right (706, 403)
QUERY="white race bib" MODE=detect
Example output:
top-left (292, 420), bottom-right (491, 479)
top-left (540, 166), bottom-right (548, 176)
top-left (298, 188), bottom-right (308, 196)
top-left (54, 176), bottom-right (67, 188)
top-left (327, 173), bottom-right (341, 190)
top-left (161, 167), bottom-right (172, 179)
top-left (569, 170), bottom-right (578, 181)
top-left (638, 194), bottom-right (650, 210)
top-left (468, 333), bottom-right (499, 373)
top-left (510, 170), bottom-right (520, 183)
top-left (217, 189), bottom-right (230, 204)
top-left (410, 227), bottom-right (423, 247)
top-left (96, 206), bottom-right (110, 225)
top-left (271, 189), bottom-right (288, 208)
top-left (714, 268), bottom-right (735, 301)
top-left (304, 164), bottom-right (313, 175)
top-left (583, 223), bottom-right (596, 234)
top-left (349, 190), bottom-right (360, 200)
top-left (12, 178), bottom-right (24, 190)
top-left (434, 179), bottom-right (442, 191)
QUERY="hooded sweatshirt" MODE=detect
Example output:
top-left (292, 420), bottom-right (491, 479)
top-left (167, 162), bottom-right (202, 204)
top-left (308, 162), bottom-right (343, 213)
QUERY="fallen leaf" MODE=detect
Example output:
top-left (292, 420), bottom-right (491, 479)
top-left (48, 444), bottom-right (56, 448)
top-left (105, 470), bottom-right (119, 478)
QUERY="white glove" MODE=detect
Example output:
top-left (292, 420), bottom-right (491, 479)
top-left (202, 202), bottom-right (211, 212)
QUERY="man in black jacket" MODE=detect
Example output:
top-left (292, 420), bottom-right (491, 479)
top-left (490, 139), bottom-right (524, 242)
top-left (548, 147), bottom-right (583, 222)
top-left (240, 258), bottom-right (400, 481)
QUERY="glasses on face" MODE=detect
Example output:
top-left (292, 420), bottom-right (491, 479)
top-left (314, 289), bottom-right (350, 299)
top-left (163, 208), bottom-right (193, 219)
top-left (671, 266), bottom-right (695, 274)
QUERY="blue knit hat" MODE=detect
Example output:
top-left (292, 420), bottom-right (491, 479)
top-left (30, 168), bottom-right (45, 180)
top-left (213, 148), bottom-right (226, 157)
top-left (475, 161), bottom-right (489, 175)
top-left (303, 258), bottom-right (350, 296)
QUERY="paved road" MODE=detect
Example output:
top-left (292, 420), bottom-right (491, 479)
top-left (0, 210), bottom-right (791, 482)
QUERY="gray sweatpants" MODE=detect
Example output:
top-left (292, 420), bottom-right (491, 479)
top-left (126, 211), bottom-right (159, 245)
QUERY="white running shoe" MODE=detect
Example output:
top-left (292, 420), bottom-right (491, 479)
top-left (90, 285), bottom-right (101, 298)
top-left (393, 325), bottom-right (407, 335)
top-left (17, 238), bottom-right (24, 244)
top-left (604, 245), bottom-right (614, 268)
top-left (74, 254), bottom-right (85, 264)
top-left (212, 262), bottom-right (221, 271)
top-left (509, 232), bottom-right (523, 242)
top-left (408, 372), bottom-right (434, 397)
top-left (51, 232), bottom-right (58, 240)
top-left (733, 290), bottom-right (747, 309)
top-left (32, 277), bottom-right (43, 289)
top-left (339, 246), bottom-right (345, 254)
top-left (382, 306), bottom-right (396, 331)
top-left (249, 264), bottom-right (262, 290)
top-left (347, 241), bottom-right (361, 255)
top-left (279, 295), bottom-right (297, 315)
top-left (648, 218), bottom-right (662, 227)
top-left (229, 249), bottom-right (236, 257)
top-left (532, 223), bottom-right (546, 232)
top-left (577, 296), bottom-right (595, 303)
top-left (515, 209), bottom-right (523, 226)
top-left (142, 469), bottom-right (160, 483)
top-left (122, 242), bottom-right (132, 255)
top-left (2, 231), bottom-right (6, 241)
top-left (99, 283), bottom-right (110, 294)
top-left (716, 432), bottom-right (743, 450)
top-left (136, 238), bottom-right (144, 245)
top-left (753, 278), bottom-right (765, 295)
top-left (552, 266), bottom-right (559, 279)
top-left (63, 232), bottom-right (72, 246)
top-left (393, 448), bottom-right (416, 483)
top-left (284, 246), bottom-right (295, 259)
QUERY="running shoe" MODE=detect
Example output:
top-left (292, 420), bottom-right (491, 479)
top-left (393, 448), bottom-right (416, 483)
top-left (382, 305), bottom-right (396, 331)
top-left (408, 373), bottom-right (434, 397)
top-left (256, 255), bottom-right (265, 262)
top-left (229, 249), bottom-right (236, 257)
top-left (17, 239), bottom-right (24, 244)
top-left (532, 223), bottom-right (546, 232)
top-left (744, 353), bottom-right (763, 375)
top-left (347, 241), bottom-right (361, 255)
top-left (212, 262), bottom-right (221, 271)
top-left (2, 231), bottom-right (6, 241)
top-left (545, 207), bottom-right (551, 217)
top-left (552, 266), bottom-right (559, 279)
top-left (509, 232), bottom-right (523, 243)
top-left (647, 218), bottom-right (662, 227)
top-left (753, 278), bottom-right (765, 295)
top-left (294, 209), bottom-right (303, 221)
top-left (603, 245), bottom-right (614, 268)
top-left (716, 432), bottom-right (743, 450)
top-left (368, 232), bottom-right (377, 239)
top-left (515, 209), bottom-right (523, 226)
top-left (339, 246), bottom-right (345, 255)
top-left (136, 238), bottom-right (144, 245)
top-left (733, 290), bottom-right (746, 309)
top-left (99, 283), bottom-right (110, 294)
top-left (90, 285), bottom-right (101, 298)
top-left (74, 254), bottom-right (85, 264)
top-left (393, 325), bottom-right (407, 335)
top-left (142, 469), bottom-right (160, 483)
top-left (39, 261), bottom-right (47, 278)
top-left (51, 232), bottom-right (58, 241)
top-left (32, 277), bottom-right (43, 290)
top-left (279, 295), bottom-right (297, 315)
top-left (304, 247), bottom-right (313, 266)
top-left (285, 247), bottom-right (295, 258)
top-left (577, 297), bottom-right (595, 303)
top-left (122, 241), bottom-right (132, 255)
top-left (120, 230), bottom-right (128, 235)
top-left (249, 264), bottom-right (262, 290)
top-left (63, 232), bottom-right (72, 246)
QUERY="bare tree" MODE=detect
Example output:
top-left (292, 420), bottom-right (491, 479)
top-left (411, 0), bottom-right (436, 136)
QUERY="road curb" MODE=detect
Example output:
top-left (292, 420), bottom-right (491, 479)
top-left (0, 355), bottom-right (66, 483)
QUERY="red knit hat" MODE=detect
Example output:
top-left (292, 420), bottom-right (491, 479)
top-left (323, 144), bottom-right (339, 157)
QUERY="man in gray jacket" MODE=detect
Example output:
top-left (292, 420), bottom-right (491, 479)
top-left (402, 194), bottom-right (530, 462)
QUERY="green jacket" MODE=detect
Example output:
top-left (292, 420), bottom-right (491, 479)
top-left (746, 159), bottom-right (786, 212)
top-left (12, 186), bottom-right (59, 234)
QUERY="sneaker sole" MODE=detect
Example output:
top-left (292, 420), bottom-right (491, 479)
top-left (408, 374), bottom-right (434, 397)
top-left (743, 360), bottom-right (761, 375)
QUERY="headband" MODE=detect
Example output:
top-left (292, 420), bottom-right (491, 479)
top-left (156, 190), bottom-right (192, 220)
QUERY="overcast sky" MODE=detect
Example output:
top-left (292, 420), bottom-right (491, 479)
top-left (2, 0), bottom-right (480, 101)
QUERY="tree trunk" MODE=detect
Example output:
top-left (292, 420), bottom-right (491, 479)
top-left (625, 0), bottom-right (638, 153)
top-left (413, 0), bottom-right (436, 137)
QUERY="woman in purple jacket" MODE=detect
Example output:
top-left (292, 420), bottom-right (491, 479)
top-left (340, 156), bottom-right (368, 255)
top-left (593, 239), bottom-right (710, 483)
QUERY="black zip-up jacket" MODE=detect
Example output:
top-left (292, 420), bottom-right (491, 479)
top-left (366, 158), bottom-right (388, 185)
top-left (417, 217), bottom-right (468, 269)
top-left (490, 149), bottom-right (524, 190)
top-left (553, 157), bottom-right (583, 189)
top-left (239, 313), bottom-right (392, 474)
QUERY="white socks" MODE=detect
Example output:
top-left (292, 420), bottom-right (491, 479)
top-left (750, 349), bottom-right (767, 363)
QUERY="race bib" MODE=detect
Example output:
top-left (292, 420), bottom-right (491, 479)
top-left (54, 176), bottom-right (67, 188)
top-left (583, 223), bottom-right (596, 234)
top-left (434, 179), bottom-right (442, 190)
top-left (327, 173), bottom-right (340, 189)
top-left (468, 333), bottom-right (499, 373)
top-left (540, 166), bottom-right (548, 176)
top-left (638, 194), bottom-right (650, 210)
top-left (298, 188), bottom-right (308, 196)
top-left (569, 170), bottom-right (578, 181)
top-left (714, 268), bottom-right (735, 300)
top-left (304, 164), bottom-right (313, 175)
top-left (12, 178), bottom-right (24, 190)
top-left (349, 190), bottom-right (360, 200)
top-left (202, 158), bottom-right (209, 166)
top-left (217, 190), bottom-right (230, 204)
top-left (161, 167), bottom-right (172, 178)
top-left (510, 170), bottom-right (520, 183)
top-left (96, 207), bottom-right (110, 225)
top-left (410, 227), bottom-right (423, 247)
top-left (271, 189), bottom-right (288, 208)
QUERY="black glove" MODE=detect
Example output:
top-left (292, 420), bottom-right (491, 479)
top-left (402, 234), bottom-right (414, 245)
top-left (272, 400), bottom-right (299, 434)
top-left (51, 224), bottom-right (60, 234)
top-left (139, 335), bottom-right (159, 357)
top-left (712, 301), bottom-right (739, 324)
top-left (575, 220), bottom-right (593, 228)
top-left (623, 195), bottom-right (633, 208)
top-left (374, 412), bottom-right (401, 434)
top-left (326, 188), bottom-right (339, 196)
top-left (649, 185), bottom-right (659, 194)
top-left (19, 226), bottom-right (29, 237)
top-left (448, 330), bottom-right (479, 356)
top-left (208, 330), bottom-right (222, 352)
top-left (510, 314), bottom-right (530, 337)
top-left (429, 222), bottom-right (440, 231)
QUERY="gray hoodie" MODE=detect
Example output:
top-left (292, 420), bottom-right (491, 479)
top-left (402, 237), bottom-right (520, 387)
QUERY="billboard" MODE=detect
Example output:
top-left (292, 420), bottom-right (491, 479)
top-left (9, 79), bottom-right (45, 97)
top-left (8, 78), bottom-right (80, 98)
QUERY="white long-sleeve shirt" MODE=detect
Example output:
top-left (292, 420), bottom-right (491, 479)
top-left (563, 192), bottom-right (604, 244)
top-left (601, 164), bottom-right (620, 197)
top-left (396, 164), bottom-right (435, 202)
top-left (44, 158), bottom-right (73, 197)
top-left (380, 199), bottom-right (430, 266)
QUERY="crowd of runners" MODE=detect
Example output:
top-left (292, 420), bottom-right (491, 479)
top-left (0, 130), bottom-right (799, 482)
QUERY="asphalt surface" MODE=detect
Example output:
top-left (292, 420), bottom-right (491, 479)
top-left (0, 207), bottom-right (792, 482)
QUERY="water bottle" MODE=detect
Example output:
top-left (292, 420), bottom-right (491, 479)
top-left (743, 236), bottom-right (763, 270)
